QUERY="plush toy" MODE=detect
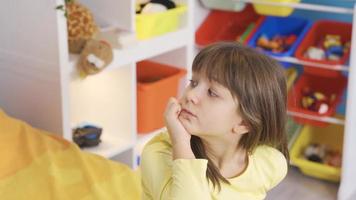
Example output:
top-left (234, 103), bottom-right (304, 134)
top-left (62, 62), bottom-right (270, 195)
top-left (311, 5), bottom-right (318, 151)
top-left (66, 0), bottom-right (98, 54)
top-left (136, 0), bottom-right (176, 14)
top-left (77, 39), bottom-right (113, 77)
top-left (56, 0), bottom-right (114, 77)
top-left (304, 143), bottom-right (326, 163)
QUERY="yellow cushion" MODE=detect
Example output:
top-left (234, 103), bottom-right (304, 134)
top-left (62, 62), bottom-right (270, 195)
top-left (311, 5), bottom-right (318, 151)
top-left (0, 109), bottom-right (141, 199)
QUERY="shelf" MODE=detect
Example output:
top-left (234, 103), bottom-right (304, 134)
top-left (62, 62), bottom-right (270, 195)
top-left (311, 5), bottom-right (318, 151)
top-left (233, 0), bottom-right (355, 14)
top-left (69, 28), bottom-right (190, 76)
top-left (83, 136), bottom-right (134, 158)
top-left (287, 111), bottom-right (345, 125)
top-left (137, 127), bottom-right (167, 145)
top-left (273, 56), bottom-right (349, 72)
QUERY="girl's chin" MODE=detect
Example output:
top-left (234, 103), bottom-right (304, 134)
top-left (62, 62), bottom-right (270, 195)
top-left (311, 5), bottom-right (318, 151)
top-left (178, 116), bottom-right (193, 131)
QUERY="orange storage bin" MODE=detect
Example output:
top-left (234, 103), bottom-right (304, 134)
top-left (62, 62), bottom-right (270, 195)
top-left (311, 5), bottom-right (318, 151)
top-left (137, 60), bottom-right (186, 133)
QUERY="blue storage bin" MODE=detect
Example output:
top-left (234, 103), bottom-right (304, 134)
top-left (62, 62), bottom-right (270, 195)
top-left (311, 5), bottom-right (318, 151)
top-left (247, 16), bottom-right (312, 68)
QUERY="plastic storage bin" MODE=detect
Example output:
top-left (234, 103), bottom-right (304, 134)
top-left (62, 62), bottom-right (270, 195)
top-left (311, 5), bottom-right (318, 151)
top-left (247, 16), bottom-right (312, 68)
top-left (287, 73), bottom-right (347, 126)
top-left (290, 124), bottom-right (343, 182)
top-left (136, 5), bottom-right (187, 40)
top-left (253, 0), bottom-right (300, 16)
top-left (195, 5), bottom-right (265, 47)
top-left (295, 20), bottom-right (352, 77)
top-left (137, 60), bottom-right (186, 133)
top-left (200, 0), bottom-right (246, 11)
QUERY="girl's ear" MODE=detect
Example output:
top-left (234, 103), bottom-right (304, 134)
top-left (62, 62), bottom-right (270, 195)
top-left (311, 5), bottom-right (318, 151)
top-left (232, 120), bottom-right (249, 135)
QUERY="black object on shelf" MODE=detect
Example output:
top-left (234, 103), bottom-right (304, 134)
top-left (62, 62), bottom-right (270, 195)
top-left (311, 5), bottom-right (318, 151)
top-left (73, 125), bottom-right (102, 148)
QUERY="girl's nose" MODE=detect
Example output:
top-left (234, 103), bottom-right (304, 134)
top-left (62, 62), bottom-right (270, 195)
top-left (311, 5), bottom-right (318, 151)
top-left (185, 87), bottom-right (200, 105)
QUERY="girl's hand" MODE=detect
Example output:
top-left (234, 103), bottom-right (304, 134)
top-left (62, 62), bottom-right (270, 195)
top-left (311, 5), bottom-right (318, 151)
top-left (164, 97), bottom-right (191, 146)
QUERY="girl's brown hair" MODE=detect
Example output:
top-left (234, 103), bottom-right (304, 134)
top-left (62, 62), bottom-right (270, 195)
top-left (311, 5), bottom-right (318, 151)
top-left (190, 42), bottom-right (289, 191)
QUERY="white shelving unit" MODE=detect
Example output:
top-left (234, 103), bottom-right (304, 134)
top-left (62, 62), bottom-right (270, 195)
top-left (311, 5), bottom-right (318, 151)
top-left (225, 1), bottom-right (355, 200)
top-left (0, 0), bottom-right (194, 168)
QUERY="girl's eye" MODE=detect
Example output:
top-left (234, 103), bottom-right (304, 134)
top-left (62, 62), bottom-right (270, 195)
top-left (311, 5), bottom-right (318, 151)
top-left (189, 80), bottom-right (198, 87)
top-left (208, 89), bottom-right (218, 97)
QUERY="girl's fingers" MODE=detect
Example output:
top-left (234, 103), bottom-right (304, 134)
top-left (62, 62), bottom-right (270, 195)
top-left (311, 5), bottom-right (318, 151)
top-left (165, 97), bottom-right (181, 116)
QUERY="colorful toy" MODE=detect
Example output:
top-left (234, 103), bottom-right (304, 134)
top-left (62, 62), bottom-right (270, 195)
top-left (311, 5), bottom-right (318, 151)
top-left (304, 143), bottom-right (326, 163)
top-left (325, 150), bottom-right (342, 167)
top-left (256, 33), bottom-right (297, 53)
top-left (304, 143), bottom-right (342, 168)
top-left (323, 34), bottom-right (341, 49)
top-left (301, 87), bottom-right (335, 114)
top-left (304, 34), bottom-right (351, 62)
top-left (304, 46), bottom-right (325, 60)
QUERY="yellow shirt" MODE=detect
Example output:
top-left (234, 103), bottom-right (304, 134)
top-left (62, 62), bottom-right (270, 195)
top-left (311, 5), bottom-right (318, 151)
top-left (141, 132), bottom-right (288, 200)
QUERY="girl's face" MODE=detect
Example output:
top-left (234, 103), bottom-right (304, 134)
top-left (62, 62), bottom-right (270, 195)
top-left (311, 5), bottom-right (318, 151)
top-left (178, 72), bottom-right (247, 137)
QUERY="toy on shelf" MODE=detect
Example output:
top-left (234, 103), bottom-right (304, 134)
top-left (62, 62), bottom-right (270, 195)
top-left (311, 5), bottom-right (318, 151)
top-left (301, 87), bottom-right (336, 115)
top-left (77, 39), bottom-right (113, 77)
top-left (256, 33), bottom-right (297, 53)
top-left (304, 143), bottom-right (342, 168)
top-left (65, 0), bottom-right (98, 54)
top-left (136, 0), bottom-right (176, 14)
top-left (304, 34), bottom-right (350, 62)
top-left (72, 124), bottom-right (102, 148)
top-left (56, 0), bottom-right (114, 77)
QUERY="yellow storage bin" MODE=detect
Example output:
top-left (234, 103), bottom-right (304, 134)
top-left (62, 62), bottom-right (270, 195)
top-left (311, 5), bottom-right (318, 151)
top-left (290, 123), bottom-right (344, 182)
top-left (136, 5), bottom-right (187, 40)
top-left (253, 0), bottom-right (300, 17)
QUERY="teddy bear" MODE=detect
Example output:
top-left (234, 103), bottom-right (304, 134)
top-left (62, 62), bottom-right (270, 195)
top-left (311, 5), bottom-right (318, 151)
top-left (77, 39), bottom-right (113, 77)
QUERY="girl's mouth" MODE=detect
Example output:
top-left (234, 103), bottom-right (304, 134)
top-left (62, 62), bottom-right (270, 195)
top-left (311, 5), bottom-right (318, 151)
top-left (180, 109), bottom-right (197, 118)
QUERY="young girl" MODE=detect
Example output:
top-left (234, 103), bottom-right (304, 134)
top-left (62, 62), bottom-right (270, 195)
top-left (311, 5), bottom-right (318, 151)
top-left (140, 42), bottom-right (289, 200)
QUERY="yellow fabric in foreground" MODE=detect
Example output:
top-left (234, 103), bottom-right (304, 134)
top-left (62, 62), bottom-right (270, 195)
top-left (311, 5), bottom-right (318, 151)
top-left (0, 109), bottom-right (141, 200)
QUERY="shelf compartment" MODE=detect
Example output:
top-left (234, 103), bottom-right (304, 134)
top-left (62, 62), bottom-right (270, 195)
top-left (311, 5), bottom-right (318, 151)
top-left (295, 20), bottom-right (352, 77)
top-left (247, 15), bottom-right (312, 68)
top-left (69, 65), bottom-right (135, 158)
top-left (290, 124), bottom-right (344, 182)
top-left (287, 73), bottom-right (347, 126)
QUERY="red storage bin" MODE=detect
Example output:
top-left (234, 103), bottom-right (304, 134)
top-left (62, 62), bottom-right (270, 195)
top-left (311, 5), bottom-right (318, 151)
top-left (195, 5), bottom-right (265, 47)
top-left (287, 73), bottom-right (347, 127)
top-left (295, 20), bottom-right (352, 77)
top-left (137, 60), bottom-right (186, 133)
